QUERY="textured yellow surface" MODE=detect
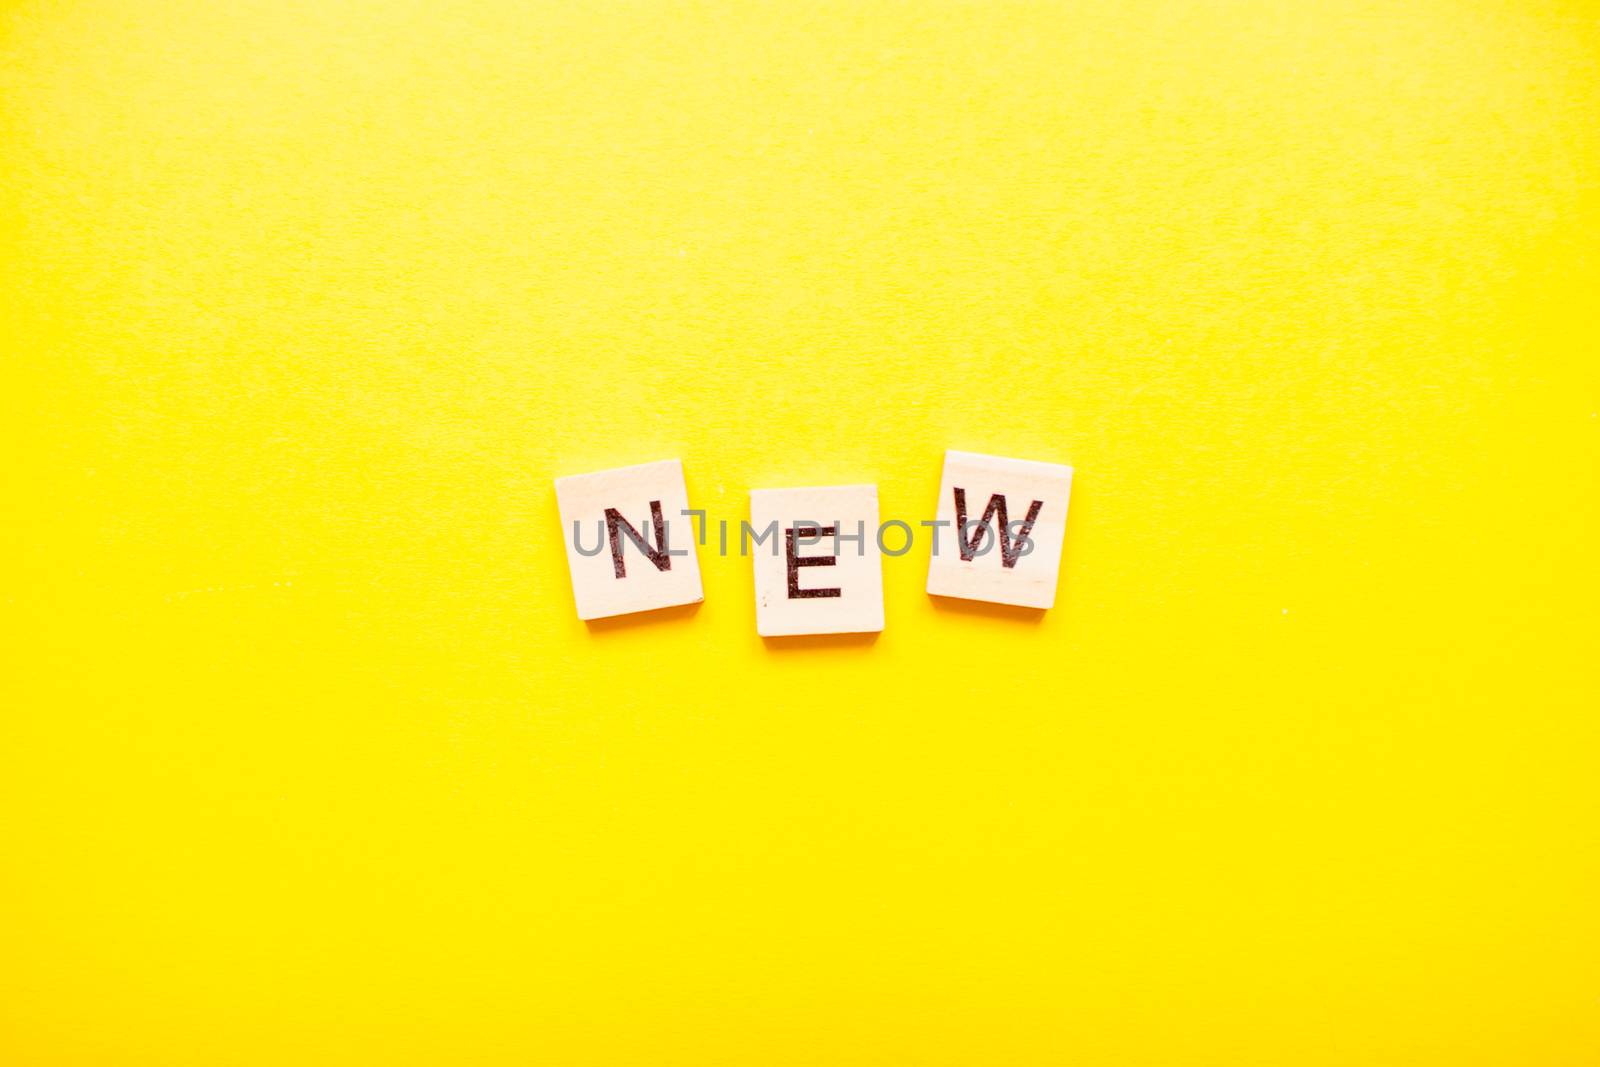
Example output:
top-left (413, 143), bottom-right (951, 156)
top-left (4, 2), bottom-right (1599, 1063)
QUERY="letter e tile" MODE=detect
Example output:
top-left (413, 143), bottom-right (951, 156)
top-left (750, 485), bottom-right (884, 637)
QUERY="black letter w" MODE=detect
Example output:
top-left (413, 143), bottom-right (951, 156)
top-left (954, 488), bottom-right (1043, 569)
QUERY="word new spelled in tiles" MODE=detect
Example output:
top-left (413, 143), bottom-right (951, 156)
top-left (555, 450), bottom-right (1073, 634)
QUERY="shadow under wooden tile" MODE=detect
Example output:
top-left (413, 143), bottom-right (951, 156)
top-left (927, 593), bottom-right (1047, 625)
top-left (584, 600), bottom-right (702, 635)
top-left (760, 631), bottom-right (881, 653)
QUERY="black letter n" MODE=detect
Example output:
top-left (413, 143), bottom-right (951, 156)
top-left (605, 500), bottom-right (672, 579)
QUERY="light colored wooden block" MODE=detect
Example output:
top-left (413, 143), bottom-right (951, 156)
top-left (554, 459), bottom-right (703, 620)
top-left (925, 450), bottom-right (1073, 609)
top-left (749, 485), bottom-right (885, 637)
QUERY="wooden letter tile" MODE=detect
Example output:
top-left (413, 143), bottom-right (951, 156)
top-left (555, 459), bottom-right (703, 620)
top-left (925, 450), bottom-right (1073, 609)
top-left (750, 485), bottom-right (884, 637)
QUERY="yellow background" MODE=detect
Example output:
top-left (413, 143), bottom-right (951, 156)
top-left (4, 2), bottom-right (1599, 1063)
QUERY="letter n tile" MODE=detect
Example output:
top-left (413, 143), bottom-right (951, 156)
top-left (555, 459), bottom-right (703, 620)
